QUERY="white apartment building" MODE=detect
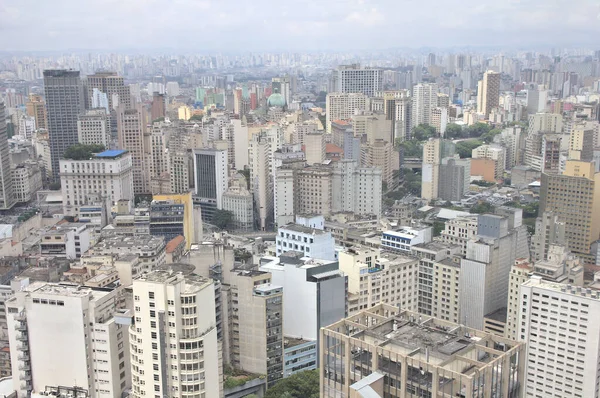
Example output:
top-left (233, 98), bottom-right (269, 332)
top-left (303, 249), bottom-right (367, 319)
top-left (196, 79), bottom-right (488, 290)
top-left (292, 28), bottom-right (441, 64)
top-left (222, 179), bottom-right (254, 232)
top-left (412, 83), bottom-right (438, 127)
top-left (520, 277), bottom-right (600, 398)
top-left (12, 162), bottom-right (42, 203)
top-left (325, 92), bottom-right (369, 133)
top-left (339, 246), bottom-right (419, 316)
top-left (78, 108), bottom-right (111, 147)
top-left (439, 215), bottom-right (479, 255)
top-left (6, 282), bottom-right (130, 398)
top-left (276, 216), bottom-right (336, 261)
top-left (88, 234), bottom-right (166, 270)
top-left (332, 160), bottom-right (382, 218)
top-left (381, 225), bottom-right (433, 253)
top-left (60, 149), bottom-right (134, 217)
top-left (333, 64), bottom-right (383, 97)
top-left (130, 270), bottom-right (221, 398)
top-left (249, 131), bottom-right (276, 230)
top-left (40, 222), bottom-right (90, 259)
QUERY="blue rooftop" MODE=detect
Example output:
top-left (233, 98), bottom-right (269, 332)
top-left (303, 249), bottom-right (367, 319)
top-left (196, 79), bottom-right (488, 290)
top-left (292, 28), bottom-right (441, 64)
top-left (95, 149), bottom-right (127, 158)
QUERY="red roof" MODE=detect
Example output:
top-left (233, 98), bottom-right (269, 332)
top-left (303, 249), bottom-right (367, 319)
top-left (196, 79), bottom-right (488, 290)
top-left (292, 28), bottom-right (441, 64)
top-left (326, 143), bottom-right (343, 154)
top-left (166, 235), bottom-right (185, 253)
top-left (333, 119), bottom-right (349, 125)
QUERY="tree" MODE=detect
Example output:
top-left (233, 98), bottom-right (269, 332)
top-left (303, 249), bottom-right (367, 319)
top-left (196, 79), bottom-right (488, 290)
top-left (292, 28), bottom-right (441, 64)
top-left (189, 114), bottom-right (203, 121)
top-left (481, 128), bottom-right (502, 144)
top-left (152, 117), bottom-right (165, 123)
top-left (398, 140), bottom-right (423, 158)
top-left (455, 140), bottom-right (482, 158)
top-left (316, 91), bottom-right (327, 102)
top-left (212, 209), bottom-right (234, 230)
top-left (411, 124), bottom-right (437, 141)
top-left (466, 122), bottom-right (491, 138)
top-left (264, 370), bottom-right (319, 398)
top-left (445, 123), bottom-right (463, 139)
top-left (63, 144), bottom-right (105, 160)
top-left (470, 201), bottom-right (495, 214)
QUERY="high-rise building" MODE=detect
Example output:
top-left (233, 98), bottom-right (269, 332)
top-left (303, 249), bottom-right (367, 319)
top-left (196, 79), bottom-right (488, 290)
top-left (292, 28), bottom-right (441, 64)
top-left (531, 211), bottom-right (567, 261)
top-left (325, 93), bottom-right (369, 133)
top-left (86, 72), bottom-right (131, 110)
top-left (0, 102), bottom-right (15, 209)
top-left (6, 282), bottom-right (130, 398)
top-left (519, 277), bottom-right (600, 398)
top-left (59, 149), bottom-right (134, 217)
top-left (25, 94), bottom-right (47, 130)
top-left (477, 70), bottom-right (500, 119)
top-left (332, 64), bottom-right (382, 97)
top-left (130, 270), bottom-right (221, 398)
top-left (360, 139), bottom-right (395, 186)
top-left (151, 193), bottom-right (197, 250)
top-left (569, 123), bottom-right (594, 161)
top-left (380, 90), bottom-right (412, 140)
top-left (249, 132), bottom-right (274, 231)
top-left (411, 83), bottom-right (438, 128)
top-left (44, 70), bottom-right (85, 180)
top-left (438, 157), bottom-right (468, 201)
top-left (222, 174), bottom-right (253, 231)
top-left (193, 148), bottom-right (228, 220)
top-left (117, 104), bottom-right (150, 195)
top-left (320, 303), bottom-right (526, 398)
top-left (304, 133), bottom-right (325, 165)
top-left (421, 138), bottom-right (441, 199)
top-left (150, 92), bottom-right (166, 121)
top-left (472, 144), bottom-right (506, 180)
top-left (540, 160), bottom-right (600, 261)
top-left (77, 108), bottom-right (111, 147)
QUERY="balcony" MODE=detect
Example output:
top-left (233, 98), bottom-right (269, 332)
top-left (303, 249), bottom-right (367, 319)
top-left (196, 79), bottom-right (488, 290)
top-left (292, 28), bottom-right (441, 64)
top-left (16, 333), bottom-right (28, 342)
top-left (14, 322), bottom-right (26, 331)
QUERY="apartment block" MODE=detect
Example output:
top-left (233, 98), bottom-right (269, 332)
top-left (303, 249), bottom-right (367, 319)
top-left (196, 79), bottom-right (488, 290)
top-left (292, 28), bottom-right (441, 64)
top-left (276, 215), bottom-right (336, 260)
top-left (78, 109), bottom-right (111, 147)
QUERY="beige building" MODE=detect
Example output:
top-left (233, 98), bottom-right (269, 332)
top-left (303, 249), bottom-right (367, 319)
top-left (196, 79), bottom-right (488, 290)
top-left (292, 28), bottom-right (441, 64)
top-left (77, 108), bottom-right (111, 147)
top-left (338, 246), bottom-right (418, 316)
top-left (297, 166), bottom-right (333, 216)
top-left (477, 70), bottom-right (500, 119)
top-left (25, 94), bottom-right (47, 130)
top-left (412, 83), bottom-right (438, 127)
top-left (472, 144), bottom-right (506, 180)
top-left (360, 139), bottom-right (395, 186)
top-left (568, 123), bottom-right (594, 161)
top-left (321, 303), bottom-right (526, 398)
top-left (304, 132), bottom-right (326, 165)
top-left (440, 215), bottom-right (479, 255)
top-left (540, 160), bottom-right (600, 261)
top-left (86, 71), bottom-right (131, 110)
top-left (117, 104), bottom-right (150, 194)
top-left (325, 92), bottom-right (369, 133)
top-left (421, 138), bottom-right (441, 199)
top-left (130, 270), bottom-right (221, 398)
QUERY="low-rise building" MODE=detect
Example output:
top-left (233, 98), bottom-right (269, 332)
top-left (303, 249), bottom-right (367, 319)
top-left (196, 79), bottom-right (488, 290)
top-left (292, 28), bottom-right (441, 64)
top-left (381, 225), bottom-right (432, 253)
top-left (40, 223), bottom-right (90, 259)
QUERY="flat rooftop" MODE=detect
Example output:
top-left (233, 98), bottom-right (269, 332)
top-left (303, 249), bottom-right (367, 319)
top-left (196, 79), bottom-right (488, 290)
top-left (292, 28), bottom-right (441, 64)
top-left (95, 149), bottom-right (128, 159)
top-left (280, 223), bottom-right (328, 235)
top-left (93, 234), bottom-right (165, 251)
top-left (22, 281), bottom-right (110, 299)
top-left (138, 269), bottom-right (212, 293)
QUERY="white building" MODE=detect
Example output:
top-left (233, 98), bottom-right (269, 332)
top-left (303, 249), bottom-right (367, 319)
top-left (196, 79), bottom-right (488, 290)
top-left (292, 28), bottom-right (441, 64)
top-left (12, 162), bottom-right (42, 203)
top-left (60, 149), bottom-right (134, 217)
top-left (520, 277), bottom-right (600, 398)
top-left (222, 175), bottom-right (253, 232)
top-left (276, 215), bottom-right (336, 260)
top-left (333, 64), bottom-right (383, 97)
top-left (325, 92), bottom-right (369, 133)
top-left (129, 270), bottom-right (221, 398)
top-left (381, 225), bottom-right (433, 253)
top-left (40, 223), bottom-right (90, 259)
top-left (88, 234), bottom-right (166, 270)
top-left (6, 282), bottom-right (130, 398)
top-left (411, 83), bottom-right (439, 128)
top-left (78, 108), bottom-right (111, 147)
top-left (332, 160), bottom-right (382, 218)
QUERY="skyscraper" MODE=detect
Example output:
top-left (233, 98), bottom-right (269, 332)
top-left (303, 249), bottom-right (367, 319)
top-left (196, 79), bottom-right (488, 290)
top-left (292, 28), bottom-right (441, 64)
top-left (44, 70), bottom-right (85, 180)
top-left (116, 104), bottom-right (150, 195)
top-left (0, 102), bottom-right (15, 209)
top-left (477, 70), bottom-right (500, 119)
top-left (86, 71), bottom-right (131, 110)
top-left (411, 83), bottom-right (438, 128)
top-left (333, 64), bottom-right (382, 97)
top-left (192, 148), bottom-right (228, 220)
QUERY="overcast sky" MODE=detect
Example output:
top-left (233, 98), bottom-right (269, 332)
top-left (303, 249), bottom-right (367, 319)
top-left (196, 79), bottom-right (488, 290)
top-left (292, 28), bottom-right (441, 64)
top-left (1, 0), bottom-right (599, 52)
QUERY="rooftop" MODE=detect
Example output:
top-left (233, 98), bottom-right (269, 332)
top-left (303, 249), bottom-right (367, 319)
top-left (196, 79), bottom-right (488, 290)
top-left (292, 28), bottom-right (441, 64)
top-left (22, 281), bottom-right (110, 299)
top-left (94, 149), bottom-right (128, 159)
top-left (166, 235), bottom-right (185, 253)
top-left (280, 223), bottom-right (328, 235)
top-left (93, 234), bottom-right (165, 251)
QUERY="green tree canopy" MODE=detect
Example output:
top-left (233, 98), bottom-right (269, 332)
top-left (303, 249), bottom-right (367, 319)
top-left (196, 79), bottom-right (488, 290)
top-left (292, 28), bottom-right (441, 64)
top-left (411, 124), bottom-right (437, 141)
top-left (189, 114), bottom-right (203, 121)
top-left (481, 128), bottom-right (502, 144)
top-left (466, 122), bottom-right (492, 138)
top-left (455, 140), bottom-right (483, 158)
top-left (212, 209), bottom-right (234, 230)
top-left (264, 370), bottom-right (319, 398)
top-left (470, 201), bottom-right (495, 214)
top-left (63, 144), bottom-right (105, 160)
top-left (444, 123), bottom-right (463, 139)
top-left (397, 139), bottom-right (423, 158)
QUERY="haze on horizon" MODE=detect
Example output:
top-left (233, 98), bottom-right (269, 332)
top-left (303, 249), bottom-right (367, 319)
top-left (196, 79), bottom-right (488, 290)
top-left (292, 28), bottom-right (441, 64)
top-left (0, 0), bottom-right (599, 52)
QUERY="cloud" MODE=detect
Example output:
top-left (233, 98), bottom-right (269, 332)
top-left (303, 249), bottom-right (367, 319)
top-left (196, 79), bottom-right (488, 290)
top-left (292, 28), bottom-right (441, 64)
top-left (0, 0), bottom-right (599, 51)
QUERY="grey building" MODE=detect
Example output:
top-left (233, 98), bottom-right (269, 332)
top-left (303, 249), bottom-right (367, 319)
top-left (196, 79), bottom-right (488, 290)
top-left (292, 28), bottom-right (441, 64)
top-left (149, 200), bottom-right (185, 243)
top-left (438, 158), bottom-right (466, 202)
top-left (85, 72), bottom-right (131, 111)
top-left (0, 102), bottom-right (15, 209)
top-left (192, 148), bottom-right (227, 222)
top-left (44, 70), bottom-right (85, 180)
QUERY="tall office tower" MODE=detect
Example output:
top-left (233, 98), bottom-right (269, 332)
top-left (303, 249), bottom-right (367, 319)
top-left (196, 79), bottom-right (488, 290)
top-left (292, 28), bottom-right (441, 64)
top-left (260, 252), bottom-right (347, 374)
top-left (540, 160), bottom-right (600, 261)
top-left (0, 102), bottom-right (15, 209)
top-left (86, 72), bottom-right (131, 110)
top-left (192, 148), bottom-right (228, 219)
top-left (332, 160), bottom-right (382, 217)
top-left (26, 94), bottom-right (47, 130)
top-left (271, 76), bottom-right (291, 106)
top-left (381, 90), bottom-right (412, 140)
top-left (360, 139), bottom-right (395, 186)
top-left (569, 124), bottom-right (594, 161)
top-left (476, 70), bottom-right (500, 119)
top-left (427, 52), bottom-right (436, 66)
top-left (304, 133), bottom-right (325, 165)
top-left (496, 126), bottom-right (525, 169)
top-left (332, 64), bottom-right (382, 97)
top-left (44, 70), bottom-right (85, 180)
top-left (421, 138), bottom-right (441, 200)
top-left (117, 104), bottom-right (150, 195)
top-left (60, 149), bottom-right (134, 217)
top-left (249, 132), bottom-right (273, 231)
top-left (151, 92), bottom-right (166, 121)
top-left (325, 92), bottom-right (369, 133)
top-left (430, 107), bottom-right (448, 135)
top-left (438, 157), bottom-right (468, 201)
top-left (320, 304), bottom-right (526, 398)
top-left (6, 282), bottom-right (130, 398)
top-left (526, 85), bottom-right (549, 114)
top-left (224, 267), bottom-right (283, 387)
top-left (472, 144), bottom-right (506, 180)
top-left (149, 124), bottom-right (169, 194)
top-left (77, 108), bottom-right (111, 147)
top-left (130, 270), bottom-right (221, 398)
top-left (296, 166), bottom-right (334, 216)
top-left (411, 83), bottom-right (438, 129)
top-left (339, 246), bottom-right (419, 316)
top-left (91, 88), bottom-right (110, 112)
top-left (531, 211), bottom-right (567, 261)
top-left (519, 277), bottom-right (600, 398)
top-left (459, 214), bottom-right (518, 330)
top-left (351, 112), bottom-right (392, 143)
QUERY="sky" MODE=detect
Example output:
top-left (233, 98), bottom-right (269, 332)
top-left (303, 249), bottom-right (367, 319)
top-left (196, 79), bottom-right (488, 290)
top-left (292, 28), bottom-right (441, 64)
top-left (1, 0), bottom-right (600, 52)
